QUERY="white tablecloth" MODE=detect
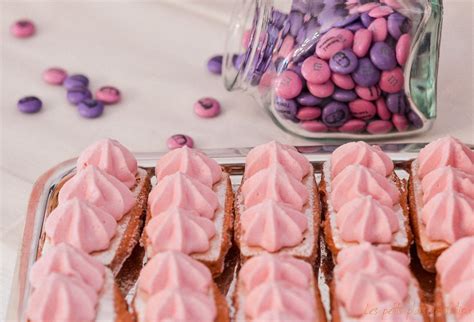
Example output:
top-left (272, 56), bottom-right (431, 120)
top-left (1, 0), bottom-right (473, 318)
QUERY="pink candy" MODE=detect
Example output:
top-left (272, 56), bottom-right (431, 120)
top-left (369, 18), bottom-right (388, 42)
top-left (368, 6), bottom-right (394, 18)
top-left (301, 120), bottom-right (328, 132)
top-left (167, 134), bottom-right (194, 150)
top-left (193, 97), bottom-right (221, 118)
top-left (355, 85), bottom-right (381, 101)
top-left (307, 80), bottom-right (335, 98)
top-left (275, 70), bottom-right (302, 99)
top-left (396, 34), bottom-right (411, 66)
top-left (42, 68), bottom-right (67, 85)
top-left (339, 119), bottom-right (367, 133)
top-left (96, 86), bottom-right (121, 105)
top-left (367, 120), bottom-right (393, 134)
top-left (379, 67), bottom-right (404, 93)
top-left (332, 73), bottom-right (355, 90)
top-left (315, 28), bottom-right (354, 60)
top-left (349, 99), bottom-right (376, 120)
top-left (279, 36), bottom-right (295, 58)
top-left (301, 56), bottom-right (331, 84)
top-left (376, 98), bottom-right (392, 121)
top-left (10, 19), bottom-right (35, 38)
top-left (358, 3), bottom-right (380, 13)
top-left (296, 107), bottom-right (321, 121)
top-left (392, 114), bottom-right (409, 132)
top-left (353, 29), bottom-right (373, 58)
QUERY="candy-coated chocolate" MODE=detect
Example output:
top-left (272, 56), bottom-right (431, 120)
top-left (357, 2), bottom-right (380, 13)
top-left (387, 12), bottom-right (410, 40)
top-left (96, 86), bottom-right (121, 104)
top-left (301, 120), bottom-right (328, 132)
top-left (396, 34), bottom-right (411, 65)
top-left (64, 74), bottom-right (89, 90)
top-left (379, 67), bottom-right (404, 93)
top-left (368, 5), bottom-right (394, 18)
top-left (322, 101), bottom-right (350, 127)
top-left (18, 96), bottom-right (42, 113)
top-left (42, 68), bottom-right (67, 85)
top-left (339, 119), bottom-right (367, 133)
top-left (289, 11), bottom-right (304, 37)
top-left (332, 73), bottom-right (355, 90)
top-left (307, 80), bottom-right (335, 98)
top-left (349, 99), bottom-right (376, 120)
top-left (296, 106), bottom-right (321, 121)
top-left (194, 97), bottom-right (221, 118)
top-left (301, 56), bottom-right (331, 84)
top-left (11, 19), bottom-right (35, 38)
top-left (408, 110), bottom-right (423, 128)
top-left (367, 120), bottom-right (393, 134)
top-left (275, 97), bottom-right (298, 120)
top-left (329, 49), bottom-right (359, 74)
top-left (351, 58), bottom-right (380, 87)
top-left (353, 28), bottom-right (373, 58)
top-left (368, 18), bottom-right (388, 42)
top-left (207, 55), bottom-right (223, 75)
top-left (355, 85), bottom-right (381, 101)
top-left (333, 89), bottom-right (357, 102)
top-left (392, 114), bottom-right (409, 131)
top-left (386, 91), bottom-right (408, 114)
top-left (77, 99), bottom-right (104, 119)
top-left (279, 35), bottom-right (295, 57)
top-left (315, 28), bottom-right (354, 60)
top-left (67, 87), bottom-right (92, 105)
top-left (370, 42), bottom-right (397, 70)
top-left (346, 22), bottom-right (364, 32)
top-left (296, 92), bottom-right (323, 106)
top-left (361, 12), bottom-right (375, 28)
top-left (275, 70), bottom-right (303, 99)
top-left (376, 97), bottom-right (392, 120)
top-left (167, 134), bottom-right (194, 150)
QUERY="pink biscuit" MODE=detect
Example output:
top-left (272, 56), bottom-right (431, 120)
top-left (279, 35), bottom-right (295, 58)
top-left (379, 67), bottom-right (404, 93)
top-left (331, 73), bottom-right (355, 90)
top-left (392, 114), bottom-right (409, 132)
top-left (369, 18), bottom-right (388, 42)
top-left (358, 3), bottom-right (380, 13)
top-left (353, 29), bottom-right (373, 58)
top-left (367, 120), bottom-right (393, 134)
top-left (10, 19), bottom-right (35, 38)
top-left (355, 85), bottom-right (381, 101)
top-left (301, 56), bottom-right (331, 84)
top-left (338, 119), bottom-right (367, 133)
top-left (349, 99), bottom-right (376, 120)
top-left (307, 80), bottom-right (335, 98)
top-left (368, 6), bottom-right (394, 18)
top-left (396, 34), bottom-right (411, 66)
top-left (376, 98), bottom-right (392, 120)
top-left (275, 70), bottom-right (303, 99)
top-left (315, 28), bottom-right (354, 60)
top-left (297, 106), bottom-right (321, 121)
top-left (301, 120), bottom-right (328, 132)
top-left (42, 67), bottom-right (67, 85)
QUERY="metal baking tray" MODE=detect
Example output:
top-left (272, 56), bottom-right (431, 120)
top-left (7, 142), bottom-right (472, 321)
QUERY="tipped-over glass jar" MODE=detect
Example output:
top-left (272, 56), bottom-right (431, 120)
top-left (223, 0), bottom-right (443, 139)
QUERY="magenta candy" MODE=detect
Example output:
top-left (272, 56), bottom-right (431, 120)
top-left (10, 19), bottom-right (35, 38)
top-left (357, 3), bottom-right (380, 13)
top-left (396, 34), bottom-right (411, 66)
top-left (392, 114), bottom-right (409, 132)
top-left (307, 80), bottom-right (335, 98)
top-left (296, 106), bottom-right (321, 121)
top-left (353, 29), bottom-right (373, 58)
top-left (369, 18), bottom-right (388, 42)
top-left (315, 28), bottom-right (354, 60)
top-left (376, 98), bottom-right (392, 120)
top-left (42, 67), bottom-right (67, 85)
top-left (301, 120), bottom-right (328, 132)
top-left (167, 134), bottom-right (194, 150)
top-left (275, 70), bottom-right (303, 99)
top-left (331, 73), bottom-right (355, 90)
top-left (355, 85), bottom-right (381, 101)
top-left (96, 86), bottom-right (121, 104)
top-left (349, 99), bottom-right (376, 120)
top-left (368, 6), bottom-right (394, 18)
top-left (339, 119), bottom-right (367, 133)
top-left (279, 35), bottom-right (295, 57)
top-left (367, 120), bottom-right (393, 134)
top-left (193, 97), bottom-right (221, 118)
top-left (379, 67), bottom-right (404, 93)
top-left (301, 56), bottom-right (331, 84)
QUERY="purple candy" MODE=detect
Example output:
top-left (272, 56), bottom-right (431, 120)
top-left (370, 42), bottom-right (397, 70)
top-left (387, 12), bottom-right (410, 40)
top-left (281, 20), bottom-right (291, 37)
top-left (77, 99), bottom-right (104, 118)
top-left (233, 54), bottom-right (244, 69)
top-left (361, 12), bottom-right (375, 28)
top-left (296, 92), bottom-right (323, 106)
top-left (67, 87), bottom-right (92, 105)
top-left (333, 89), bottom-right (357, 102)
top-left (322, 101), bottom-right (350, 127)
top-left (330, 49), bottom-right (359, 74)
top-left (351, 58), bottom-right (381, 87)
top-left (386, 92), bottom-right (408, 115)
top-left (275, 97), bottom-right (298, 120)
top-left (207, 55), bottom-right (223, 75)
top-left (334, 13), bottom-right (360, 28)
top-left (408, 110), bottom-right (424, 128)
top-left (17, 96), bottom-right (42, 113)
top-left (289, 11), bottom-right (304, 37)
top-left (346, 22), bottom-right (364, 32)
top-left (64, 74), bottom-right (89, 90)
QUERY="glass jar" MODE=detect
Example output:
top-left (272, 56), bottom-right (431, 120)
top-left (223, 0), bottom-right (443, 139)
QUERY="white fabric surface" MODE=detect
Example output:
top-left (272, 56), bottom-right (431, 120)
top-left (1, 0), bottom-right (473, 318)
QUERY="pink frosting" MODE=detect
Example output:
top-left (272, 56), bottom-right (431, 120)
top-left (77, 138), bottom-right (138, 188)
top-left (245, 281), bottom-right (315, 320)
top-left (145, 207), bottom-right (215, 255)
top-left (145, 288), bottom-right (216, 322)
top-left (336, 196), bottom-right (399, 244)
top-left (155, 146), bottom-right (222, 187)
top-left (241, 200), bottom-right (307, 252)
top-left (138, 251), bottom-right (212, 295)
top-left (331, 165), bottom-right (399, 212)
top-left (240, 253), bottom-right (312, 291)
top-left (417, 136), bottom-right (474, 178)
top-left (45, 198), bottom-right (117, 253)
top-left (330, 141), bottom-right (394, 178)
top-left (335, 243), bottom-right (411, 286)
top-left (30, 243), bottom-right (105, 292)
top-left (421, 190), bottom-right (474, 244)
top-left (59, 165), bottom-right (135, 221)
top-left (241, 164), bottom-right (309, 211)
top-left (26, 273), bottom-right (97, 322)
top-left (436, 237), bottom-right (474, 291)
top-left (244, 141), bottom-right (311, 180)
top-left (421, 166), bottom-right (474, 203)
top-left (148, 172), bottom-right (218, 219)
